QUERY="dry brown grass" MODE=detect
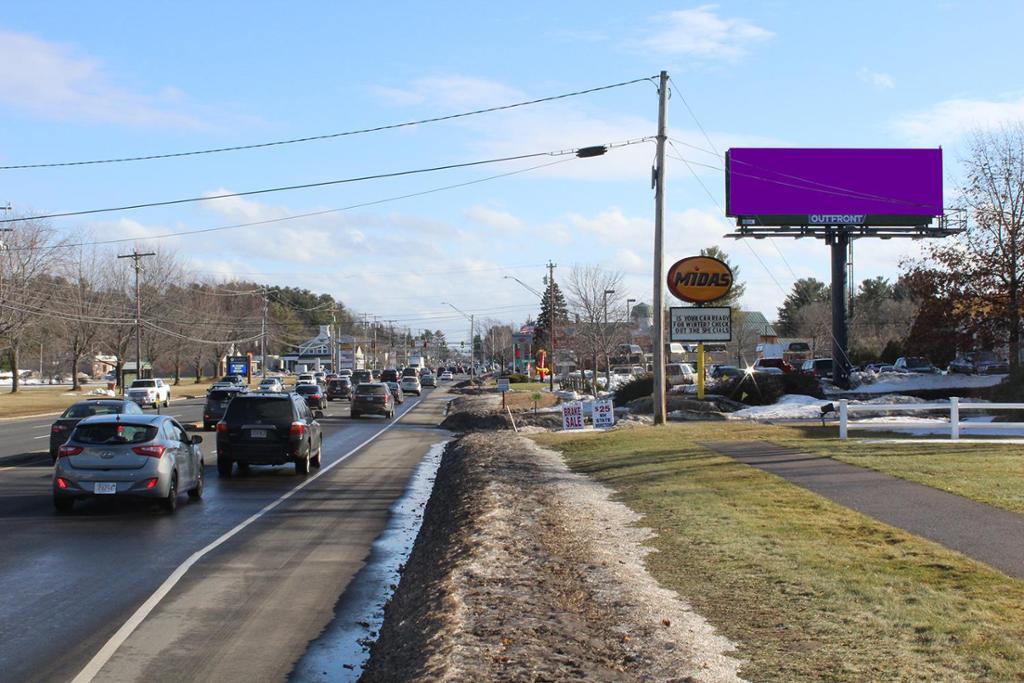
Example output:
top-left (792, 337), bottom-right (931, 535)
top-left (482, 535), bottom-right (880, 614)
top-left (0, 378), bottom-right (219, 419)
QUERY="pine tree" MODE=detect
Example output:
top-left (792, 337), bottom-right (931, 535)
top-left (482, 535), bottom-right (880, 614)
top-left (699, 245), bottom-right (746, 307)
top-left (533, 279), bottom-right (569, 352)
top-left (776, 278), bottom-right (830, 336)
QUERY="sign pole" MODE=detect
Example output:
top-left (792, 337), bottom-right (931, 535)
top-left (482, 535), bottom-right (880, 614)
top-left (652, 70), bottom-right (669, 426)
top-left (697, 342), bottom-right (705, 399)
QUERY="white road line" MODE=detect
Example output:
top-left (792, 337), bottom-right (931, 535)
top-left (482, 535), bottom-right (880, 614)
top-left (71, 396), bottom-right (422, 683)
top-left (33, 435), bottom-right (49, 440)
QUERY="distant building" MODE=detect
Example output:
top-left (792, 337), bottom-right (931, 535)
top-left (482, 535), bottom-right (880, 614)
top-left (281, 325), bottom-right (334, 372)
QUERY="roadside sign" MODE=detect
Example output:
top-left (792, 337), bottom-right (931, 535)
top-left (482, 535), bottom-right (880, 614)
top-left (670, 307), bottom-right (732, 342)
top-left (561, 401), bottom-right (585, 430)
top-left (497, 378), bottom-right (510, 393)
top-left (667, 256), bottom-right (734, 303)
top-left (592, 399), bottom-right (615, 428)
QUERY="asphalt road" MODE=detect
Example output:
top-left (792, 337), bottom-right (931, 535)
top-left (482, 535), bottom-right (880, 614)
top-left (0, 384), bottom-right (453, 683)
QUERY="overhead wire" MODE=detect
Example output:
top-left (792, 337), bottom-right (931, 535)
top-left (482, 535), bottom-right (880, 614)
top-left (0, 76), bottom-right (657, 170)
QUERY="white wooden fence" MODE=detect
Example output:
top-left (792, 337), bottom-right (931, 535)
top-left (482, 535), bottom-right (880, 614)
top-left (838, 397), bottom-right (1024, 440)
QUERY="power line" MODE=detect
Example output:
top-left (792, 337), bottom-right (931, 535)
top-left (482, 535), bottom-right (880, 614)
top-left (0, 76), bottom-right (657, 170)
top-left (0, 148), bottom-right (604, 224)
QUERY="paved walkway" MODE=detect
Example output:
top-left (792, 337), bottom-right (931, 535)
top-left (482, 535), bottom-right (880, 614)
top-left (704, 441), bottom-right (1024, 580)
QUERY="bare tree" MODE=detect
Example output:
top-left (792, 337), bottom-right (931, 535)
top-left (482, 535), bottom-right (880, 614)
top-left (56, 244), bottom-right (110, 390)
top-left (565, 265), bottom-right (625, 395)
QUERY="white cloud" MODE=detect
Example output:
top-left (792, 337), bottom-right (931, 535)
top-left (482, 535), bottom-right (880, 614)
top-left (893, 95), bottom-right (1024, 144)
top-left (640, 5), bottom-right (773, 61)
top-left (858, 68), bottom-right (895, 90)
top-left (0, 29), bottom-right (204, 127)
top-left (464, 205), bottom-right (524, 232)
top-left (372, 75), bottom-right (524, 109)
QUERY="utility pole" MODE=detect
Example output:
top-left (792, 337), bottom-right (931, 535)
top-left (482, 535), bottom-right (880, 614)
top-left (652, 70), bottom-right (669, 426)
top-left (117, 250), bottom-right (155, 383)
top-left (547, 261), bottom-right (557, 391)
top-left (604, 288), bottom-right (615, 392)
top-left (261, 289), bottom-right (268, 378)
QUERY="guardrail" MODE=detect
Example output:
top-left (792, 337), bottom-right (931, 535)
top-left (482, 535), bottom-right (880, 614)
top-left (838, 397), bottom-right (1024, 440)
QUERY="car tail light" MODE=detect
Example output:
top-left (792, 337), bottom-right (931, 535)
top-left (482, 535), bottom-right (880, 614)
top-left (57, 445), bottom-right (83, 458)
top-left (51, 424), bottom-right (67, 434)
top-left (290, 421), bottom-right (306, 438)
top-left (311, 393), bottom-right (322, 399)
top-left (132, 444), bottom-right (167, 458)
top-left (143, 478), bottom-right (159, 489)
top-left (56, 477), bottom-right (69, 489)
top-left (217, 422), bottom-right (228, 433)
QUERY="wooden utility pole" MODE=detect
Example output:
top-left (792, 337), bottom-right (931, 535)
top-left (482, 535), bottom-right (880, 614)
top-left (652, 70), bottom-right (669, 425)
top-left (547, 260), bottom-right (557, 391)
top-left (117, 250), bottom-right (155, 382)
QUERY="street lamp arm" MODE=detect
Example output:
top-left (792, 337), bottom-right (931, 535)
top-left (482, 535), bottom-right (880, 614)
top-left (502, 276), bottom-right (543, 299)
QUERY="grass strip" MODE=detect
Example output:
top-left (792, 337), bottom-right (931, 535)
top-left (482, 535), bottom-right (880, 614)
top-left (533, 423), bottom-right (1024, 682)
top-left (0, 379), bottom-right (218, 418)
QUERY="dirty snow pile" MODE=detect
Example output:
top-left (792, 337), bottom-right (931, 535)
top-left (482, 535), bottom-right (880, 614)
top-left (838, 371), bottom-right (1006, 395)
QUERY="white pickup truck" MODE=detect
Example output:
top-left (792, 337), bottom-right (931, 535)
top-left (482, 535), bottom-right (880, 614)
top-left (126, 378), bottom-right (171, 408)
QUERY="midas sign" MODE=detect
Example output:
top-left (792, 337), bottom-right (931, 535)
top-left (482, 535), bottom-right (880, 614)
top-left (667, 256), bottom-right (734, 303)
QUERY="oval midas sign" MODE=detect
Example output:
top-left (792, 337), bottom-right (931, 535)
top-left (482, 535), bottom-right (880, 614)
top-left (667, 256), bottom-right (734, 303)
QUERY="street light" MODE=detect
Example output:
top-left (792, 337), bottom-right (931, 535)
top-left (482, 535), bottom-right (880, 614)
top-left (441, 302), bottom-right (475, 365)
top-left (502, 275), bottom-right (543, 299)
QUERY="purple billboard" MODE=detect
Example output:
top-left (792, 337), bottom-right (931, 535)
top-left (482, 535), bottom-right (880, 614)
top-left (726, 148), bottom-right (943, 226)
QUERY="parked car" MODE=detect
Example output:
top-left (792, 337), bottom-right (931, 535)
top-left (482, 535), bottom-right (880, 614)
top-left (326, 377), bottom-right (352, 401)
top-left (351, 369), bottom-right (372, 384)
top-left (420, 372), bottom-right (436, 387)
top-left (204, 386), bottom-right (248, 430)
top-left (380, 369), bottom-right (401, 384)
top-left (666, 363), bottom-right (697, 386)
top-left (399, 376), bottom-right (422, 396)
top-left (350, 382), bottom-right (395, 419)
top-left (218, 375), bottom-right (247, 387)
top-left (861, 361), bottom-right (894, 373)
top-left (294, 383), bottom-right (327, 410)
top-left (948, 351), bottom-right (1009, 375)
top-left (258, 377), bottom-right (283, 392)
top-left (893, 356), bottom-right (940, 374)
top-left (216, 392), bottom-right (322, 476)
top-left (753, 357), bottom-right (796, 374)
top-left (126, 378), bottom-right (171, 408)
top-left (385, 381), bottom-right (405, 404)
top-left (800, 358), bottom-right (834, 378)
top-left (49, 399), bottom-right (144, 464)
top-left (53, 414), bottom-right (204, 513)
top-left (711, 365), bottom-right (744, 379)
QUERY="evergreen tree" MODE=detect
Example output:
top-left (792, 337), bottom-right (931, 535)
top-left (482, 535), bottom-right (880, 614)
top-left (776, 278), bottom-right (830, 336)
top-left (532, 278), bottom-right (569, 352)
top-left (699, 245), bottom-right (746, 306)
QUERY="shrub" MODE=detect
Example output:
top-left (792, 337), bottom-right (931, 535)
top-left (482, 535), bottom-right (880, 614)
top-left (503, 373), bottom-right (531, 383)
top-left (985, 370), bottom-right (1024, 403)
top-left (715, 373), bottom-right (786, 406)
top-left (613, 374), bottom-right (655, 404)
top-left (782, 372), bottom-right (825, 399)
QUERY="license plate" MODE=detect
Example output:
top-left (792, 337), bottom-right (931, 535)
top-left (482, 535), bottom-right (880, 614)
top-left (250, 429), bottom-right (267, 439)
top-left (94, 482), bottom-right (117, 494)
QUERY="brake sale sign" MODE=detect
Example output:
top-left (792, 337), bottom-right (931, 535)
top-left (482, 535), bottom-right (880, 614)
top-left (561, 401), bottom-right (585, 430)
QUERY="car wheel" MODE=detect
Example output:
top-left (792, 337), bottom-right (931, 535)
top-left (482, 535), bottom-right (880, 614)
top-left (312, 439), bottom-right (322, 468)
top-left (351, 410), bottom-right (360, 418)
top-left (237, 462), bottom-right (250, 475)
top-left (162, 473), bottom-right (178, 513)
top-left (296, 450), bottom-right (310, 475)
top-left (188, 464), bottom-right (204, 500)
top-left (203, 421), bottom-right (211, 431)
top-left (164, 397), bottom-right (170, 407)
top-left (54, 496), bottom-right (74, 514)
top-left (217, 457), bottom-right (233, 477)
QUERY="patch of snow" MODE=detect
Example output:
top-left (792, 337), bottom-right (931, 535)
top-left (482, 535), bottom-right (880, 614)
top-left (828, 371), bottom-right (1006, 395)
top-left (730, 394), bottom-right (831, 420)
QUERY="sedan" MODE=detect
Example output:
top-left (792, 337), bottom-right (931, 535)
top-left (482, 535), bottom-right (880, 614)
top-left (399, 376), bottom-right (422, 396)
top-left (53, 414), bottom-right (204, 513)
top-left (258, 378), bottom-right (283, 392)
top-left (385, 381), bottom-right (405, 404)
top-left (49, 399), bottom-right (144, 464)
top-left (420, 372), bottom-right (436, 387)
top-left (440, 371), bottom-right (454, 381)
top-left (294, 383), bottom-right (327, 410)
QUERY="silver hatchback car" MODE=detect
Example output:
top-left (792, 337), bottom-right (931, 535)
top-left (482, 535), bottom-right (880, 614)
top-left (53, 414), bottom-right (204, 514)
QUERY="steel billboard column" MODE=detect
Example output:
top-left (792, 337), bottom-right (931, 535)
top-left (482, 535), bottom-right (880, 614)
top-left (652, 70), bottom-right (669, 425)
top-left (830, 229), bottom-right (850, 388)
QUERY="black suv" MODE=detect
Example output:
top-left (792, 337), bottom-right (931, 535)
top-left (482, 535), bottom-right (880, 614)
top-left (380, 368), bottom-right (400, 384)
top-left (351, 369), bottom-right (372, 385)
top-left (204, 386), bottom-right (247, 430)
top-left (327, 377), bottom-right (352, 400)
top-left (294, 382), bottom-right (327, 410)
top-left (216, 392), bottom-right (323, 476)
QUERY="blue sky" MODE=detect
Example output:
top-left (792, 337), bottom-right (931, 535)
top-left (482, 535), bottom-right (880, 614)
top-left (1, 2), bottom-right (1022, 345)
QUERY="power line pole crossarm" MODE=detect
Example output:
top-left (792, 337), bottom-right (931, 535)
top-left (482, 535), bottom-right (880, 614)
top-left (117, 250), bottom-right (155, 387)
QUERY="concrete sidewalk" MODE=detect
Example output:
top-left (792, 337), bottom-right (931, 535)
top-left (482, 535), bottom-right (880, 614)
top-left (705, 441), bottom-right (1024, 580)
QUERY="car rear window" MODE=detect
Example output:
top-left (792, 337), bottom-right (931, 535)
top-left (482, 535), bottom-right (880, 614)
top-left (62, 403), bottom-right (121, 418)
top-left (224, 397), bottom-right (293, 423)
top-left (295, 384), bottom-right (319, 395)
top-left (207, 390), bottom-right (237, 401)
top-left (329, 379), bottom-right (349, 388)
top-left (75, 423), bottom-right (158, 445)
top-left (131, 380), bottom-right (155, 388)
top-left (356, 384), bottom-right (387, 395)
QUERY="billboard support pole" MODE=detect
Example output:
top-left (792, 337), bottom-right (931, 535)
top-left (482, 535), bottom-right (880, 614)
top-left (652, 70), bottom-right (669, 426)
top-left (829, 229), bottom-right (851, 388)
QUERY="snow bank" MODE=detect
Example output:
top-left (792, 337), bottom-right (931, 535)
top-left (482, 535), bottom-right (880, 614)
top-left (836, 371), bottom-right (1006, 395)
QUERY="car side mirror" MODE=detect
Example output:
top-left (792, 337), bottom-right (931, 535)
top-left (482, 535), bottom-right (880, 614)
top-left (314, 410), bottom-right (324, 419)
top-left (192, 435), bottom-right (203, 444)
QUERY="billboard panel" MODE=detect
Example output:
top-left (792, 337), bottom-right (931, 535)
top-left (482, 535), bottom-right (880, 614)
top-left (726, 148), bottom-right (942, 226)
